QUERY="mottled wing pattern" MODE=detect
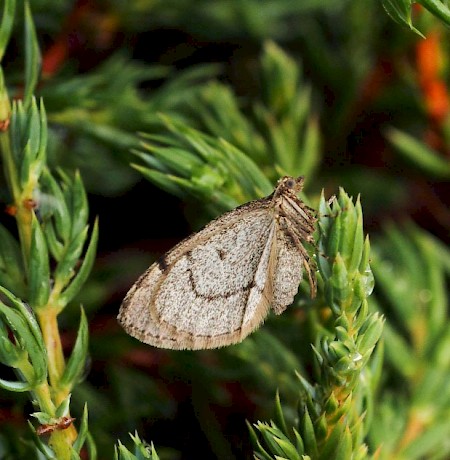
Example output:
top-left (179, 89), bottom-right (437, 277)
top-left (118, 200), bottom-right (278, 349)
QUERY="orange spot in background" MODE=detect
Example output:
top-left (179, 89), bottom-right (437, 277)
top-left (422, 80), bottom-right (449, 122)
top-left (42, 41), bottom-right (69, 78)
top-left (417, 34), bottom-right (440, 81)
top-left (416, 31), bottom-right (450, 124)
top-left (5, 205), bottom-right (17, 216)
top-left (41, 0), bottom-right (90, 78)
top-left (360, 59), bottom-right (393, 105)
top-left (41, 1), bottom-right (120, 79)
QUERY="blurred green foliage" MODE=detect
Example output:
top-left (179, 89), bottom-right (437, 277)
top-left (0, 0), bottom-right (448, 459)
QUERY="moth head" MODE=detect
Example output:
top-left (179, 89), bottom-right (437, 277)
top-left (276, 176), bottom-right (305, 196)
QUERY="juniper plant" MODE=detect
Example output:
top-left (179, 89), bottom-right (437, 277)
top-left (0, 1), bottom-right (449, 459)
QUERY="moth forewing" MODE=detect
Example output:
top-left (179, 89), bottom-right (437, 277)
top-left (147, 208), bottom-right (276, 349)
top-left (118, 175), bottom-right (317, 350)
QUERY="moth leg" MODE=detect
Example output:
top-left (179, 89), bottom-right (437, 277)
top-left (316, 195), bottom-right (339, 218)
top-left (327, 195), bottom-right (337, 206)
top-left (281, 198), bottom-right (315, 225)
top-left (278, 211), bottom-right (314, 248)
top-left (304, 204), bottom-right (317, 214)
top-left (279, 216), bottom-right (317, 298)
top-left (281, 214), bottom-right (317, 295)
top-left (278, 203), bottom-right (316, 243)
top-left (302, 256), bottom-right (317, 298)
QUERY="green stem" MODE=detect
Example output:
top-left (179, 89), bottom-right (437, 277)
top-left (20, 359), bottom-right (55, 415)
top-left (16, 205), bottom-right (34, 269)
top-left (37, 308), bottom-right (65, 392)
top-left (49, 428), bottom-right (76, 460)
top-left (36, 307), bottom-right (78, 455)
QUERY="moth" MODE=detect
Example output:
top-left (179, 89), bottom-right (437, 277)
top-left (118, 176), bottom-right (317, 350)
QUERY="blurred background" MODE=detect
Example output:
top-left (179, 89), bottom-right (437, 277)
top-left (0, 0), bottom-right (449, 458)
